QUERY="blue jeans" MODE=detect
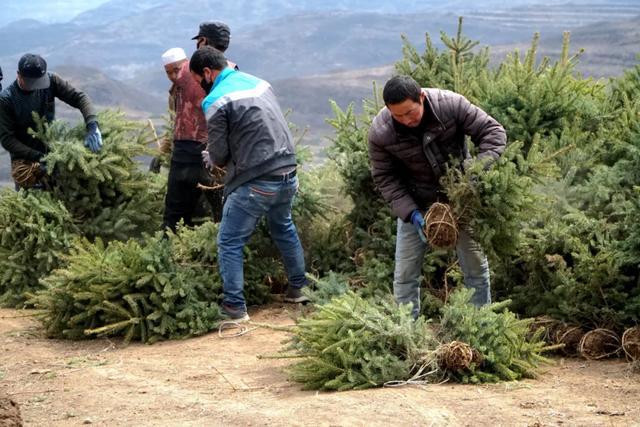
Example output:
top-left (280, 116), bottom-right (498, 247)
top-left (393, 218), bottom-right (491, 319)
top-left (217, 175), bottom-right (306, 310)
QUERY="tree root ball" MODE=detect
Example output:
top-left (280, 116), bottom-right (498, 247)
top-left (553, 324), bottom-right (585, 356)
top-left (579, 328), bottom-right (621, 360)
top-left (424, 203), bottom-right (459, 249)
top-left (622, 326), bottom-right (640, 361)
top-left (11, 160), bottom-right (45, 188)
top-left (437, 341), bottom-right (482, 371)
top-left (0, 391), bottom-right (22, 427)
top-left (527, 316), bottom-right (561, 343)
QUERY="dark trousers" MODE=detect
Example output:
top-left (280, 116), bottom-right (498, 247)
top-left (162, 160), bottom-right (223, 231)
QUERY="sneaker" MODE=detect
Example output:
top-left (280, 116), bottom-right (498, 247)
top-left (221, 304), bottom-right (250, 322)
top-left (284, 286), bottom-right (310, 303)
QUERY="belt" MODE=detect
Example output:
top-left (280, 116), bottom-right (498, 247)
top-left (260, 169), bottom-right (297, 182)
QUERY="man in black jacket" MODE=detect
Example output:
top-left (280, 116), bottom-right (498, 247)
top-left (0, 54), bottom-right (102, 187)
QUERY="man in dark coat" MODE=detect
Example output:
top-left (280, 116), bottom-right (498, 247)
top-left (0, 54), bottom-right (102, 187)
top-left (368, 75), bottom-right (507, 318)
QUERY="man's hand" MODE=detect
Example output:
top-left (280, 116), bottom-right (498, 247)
top-left (159, 137), bottom-right (172, 154)
top-left (84, 122), bottom-right (103, 153)
top-left (410, 209), bottom-right (428, 244)
top-left (201, 150), bottom-right (214, 170)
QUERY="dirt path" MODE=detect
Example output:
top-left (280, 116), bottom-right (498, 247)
top-left (1, 304), bottom-right (639, 426)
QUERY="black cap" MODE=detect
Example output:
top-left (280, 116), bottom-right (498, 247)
top-left (18, 53), bottom-right (50, 90)
top-left (192, 21), bottom-right (230, 51)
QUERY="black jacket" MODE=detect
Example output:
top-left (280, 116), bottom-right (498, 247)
top-left (0, 73), bottom-right (97, 161)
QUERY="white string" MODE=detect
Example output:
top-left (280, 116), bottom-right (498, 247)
top-left (218, 320), bottom-right (259, 338)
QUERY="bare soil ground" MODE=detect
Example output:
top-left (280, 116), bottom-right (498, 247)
top-left (1, 304), bottom-right (639, 427)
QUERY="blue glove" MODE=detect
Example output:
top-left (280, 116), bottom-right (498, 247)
top-left (85, 122), bottom-right (103, 153)
top-left (410, 209), bottom-right (428, 244)
top-left (201, 150), bottom-right (214, 170)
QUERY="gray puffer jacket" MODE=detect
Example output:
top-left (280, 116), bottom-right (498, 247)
top-left (368, 88), bottom-right (506, 222)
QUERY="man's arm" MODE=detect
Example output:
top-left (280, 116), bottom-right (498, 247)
top-left (50, 73), bottom-right (97, 126)
top-left (206, 107), bottom-right (230, 167)
top-left (368, 125), bottom-right (418, 221)
top-left (454, 95), bottom-right (506, 160)
top-left (0, 99), bottom-right (43, 161)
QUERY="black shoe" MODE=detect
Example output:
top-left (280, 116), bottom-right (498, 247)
top-left (221, 304), bottom-right (250, 322)
top-left (284, 286), bottom-right (310, 303)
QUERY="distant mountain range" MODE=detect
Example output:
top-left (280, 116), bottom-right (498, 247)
top-left (53, 65), bottom-right (165, 117)
top-left (0, 0), bottom-right (639, 180)
top-left (2, 0), bottom-right (638, 85)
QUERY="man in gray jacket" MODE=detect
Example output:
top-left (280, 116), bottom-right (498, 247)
top-left (368, 75), bottom-right (506, 319)
top-left (190, 46), bottom-right (308, 322)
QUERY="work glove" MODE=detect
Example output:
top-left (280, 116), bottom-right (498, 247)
top-left (201, 150), bottom-right (214, 170)
top-left (84, 122), bottom-right (103, 153)
top-left (410, 209), bottom-right (428, 244)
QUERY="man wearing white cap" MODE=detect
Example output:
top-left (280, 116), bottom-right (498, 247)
top-left (160, 47), bottom-right (222, 231)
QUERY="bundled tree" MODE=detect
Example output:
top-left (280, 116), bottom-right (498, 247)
top-left (438, 289), bottom-right (553, 383)
top-left (441, 138), bottom-right (570, 264)
top-left (31, 219), bottom-right (293, 343)
top-left (0, 189), bottom-right (76, 307)
top-left (34, 111), bottom-right (165, 241)
top-left (32, 224), bottom-right (222, 343)
top-left (286, 291), bottom-right (439, 391)
top-left (284, 286), bottom-right (552, 390)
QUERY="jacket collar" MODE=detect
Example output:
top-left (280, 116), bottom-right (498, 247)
top-left (422, 89), bottom-right (444, 129)
top-left (213, 67), bottom-right (234, 89)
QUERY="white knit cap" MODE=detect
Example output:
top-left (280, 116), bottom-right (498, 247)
top-left (161, 47), bottom-right (187, 65)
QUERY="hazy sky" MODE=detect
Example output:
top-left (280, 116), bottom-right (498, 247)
top-left (0, 0), bottom-right (110, 26)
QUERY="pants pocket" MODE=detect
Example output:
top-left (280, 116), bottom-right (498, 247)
top-left (249, 186), bottom-right (277, 197)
